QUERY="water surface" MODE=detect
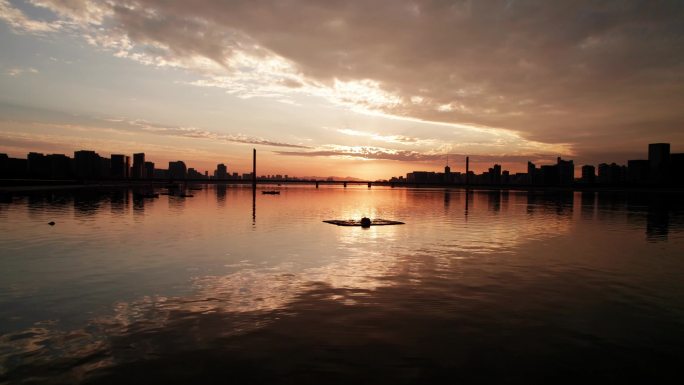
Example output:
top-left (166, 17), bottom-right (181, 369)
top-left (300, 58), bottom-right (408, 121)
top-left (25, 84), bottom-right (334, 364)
top-left (1, 186), bottom-right (683, 384)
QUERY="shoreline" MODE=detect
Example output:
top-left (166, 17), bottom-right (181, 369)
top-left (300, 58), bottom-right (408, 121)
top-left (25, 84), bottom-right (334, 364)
top-left (1, 179), bottom-right (683, 194)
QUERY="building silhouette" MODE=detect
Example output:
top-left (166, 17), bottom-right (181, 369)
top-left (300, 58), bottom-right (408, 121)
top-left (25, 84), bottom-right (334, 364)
top-left (581, 165), bottom-right (595, 184)
top-left (672, 153), bottom-right (684, 186)
top-left (557, 157), bottom-right (574, 186)
top-left (74, 150), bottom-right (103, 179)
top-left (132, 153), bottom-right (145, 179)
top-left (144, 161), bottom-right (154, 179)
top-left (111, 154), bottom-right (130, 179)
top-left (627, 160), bottom-right (649, 184)
top-left (214, 163), bottom-right (228, 180)
top-left (187, 168), bottom-right (204, 179)
top-left (168, 161), bottom-right (187, 180)
top-left (27, 152), bottom-right (50, 179)
top-left (649, 143), bottom-right (670, 184)
top-left (47, 154), bottom-right (72, 179)
top-left (2, 141), bottom-right (683, 187)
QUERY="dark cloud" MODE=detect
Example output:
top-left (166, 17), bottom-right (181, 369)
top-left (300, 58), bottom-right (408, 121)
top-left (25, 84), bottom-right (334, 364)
top-left (15, 0), bottom-right (684, 156)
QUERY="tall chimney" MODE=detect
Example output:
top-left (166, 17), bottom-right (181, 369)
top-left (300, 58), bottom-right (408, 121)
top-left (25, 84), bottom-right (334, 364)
top-left (252, 148), bottom-right (256, 189)
top-left (465, 156), bottom-right (469, 185)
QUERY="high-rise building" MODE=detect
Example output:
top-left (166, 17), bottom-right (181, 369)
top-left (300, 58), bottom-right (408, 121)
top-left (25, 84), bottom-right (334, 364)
top-left (144, 161), bottom-right (155, 179)
top-left (671, 153), bottom-right (684, 186)
top-left (557, 157), bottom-right (574, 185)
top-left (111, 154), bottom-right (130, 179)
top-left (581, 165), bottom-right (595, 184)
top-left (1, 155), bottom-right (27, 179)
top-left (527, 161), bottom-right (536, 184)
top-left (214, 163), bottom-right (228, 180)
top-left (492, 164), bottom-right (502, 184)
top-left (47, 154), bottom-right (72, 179)
top-left (539, 165), bottom-right (558, 185)
top-left (648, 143), bottom-right (670, 183)
top-left (0, 154), bottom-right (8, 178)
top-left (598, 163), bottom-right (625, 185)
top-left (100, 157), bottom-right (111, 179)
top-left (27, 152), bottom-right (50, 179)
top-left (168, 161), bottom-right (187, 179)
top-left (74, 150), bottom-right (101, 179)
top-left (132, 153), bottom-right (145, 179)
top-left (187, 168), bottom-right (204, 179)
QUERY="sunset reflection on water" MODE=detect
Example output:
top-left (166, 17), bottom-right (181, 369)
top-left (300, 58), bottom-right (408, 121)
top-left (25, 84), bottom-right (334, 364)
top-left (1, 186), bottom-right (683, 384)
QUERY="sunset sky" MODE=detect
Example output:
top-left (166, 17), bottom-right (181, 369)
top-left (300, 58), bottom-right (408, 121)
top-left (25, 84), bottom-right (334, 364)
top-left (1, 0), bottom-right (683, 179)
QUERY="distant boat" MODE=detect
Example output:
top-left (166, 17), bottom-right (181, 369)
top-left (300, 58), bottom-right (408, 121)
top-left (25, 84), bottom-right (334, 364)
top-left (262, 191), bottom-right (280, 195)
top-left (179, 193), bottom-right (194, 198)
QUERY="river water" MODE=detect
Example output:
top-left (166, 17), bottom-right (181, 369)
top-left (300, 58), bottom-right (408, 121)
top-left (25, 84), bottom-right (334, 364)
top-left (1, 186), bottom-right (683, 384)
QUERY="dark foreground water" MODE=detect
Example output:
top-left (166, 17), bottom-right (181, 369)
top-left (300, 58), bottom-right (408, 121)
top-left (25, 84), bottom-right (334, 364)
top-left (1, 186), bottom-right (683, 384)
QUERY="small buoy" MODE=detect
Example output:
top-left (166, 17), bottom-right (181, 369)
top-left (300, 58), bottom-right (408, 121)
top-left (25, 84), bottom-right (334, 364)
top-left (360, 217), bottom-right (372, 228)
top-left (48, 221), bottom-right (55, 226)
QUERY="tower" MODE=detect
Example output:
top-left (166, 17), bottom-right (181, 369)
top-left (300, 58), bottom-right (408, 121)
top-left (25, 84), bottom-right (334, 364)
top-left (465, 156), bottom-right (470, 185)
top-left (252, 148), bottom-right (257, 189)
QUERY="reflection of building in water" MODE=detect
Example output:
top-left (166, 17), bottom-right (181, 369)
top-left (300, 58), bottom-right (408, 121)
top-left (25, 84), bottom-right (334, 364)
top-left (525, 191), bottom-right (574, 217)
top-left (73, 191), bottom-right (103, 217)
top-left (168, 194), bottom-right (186, 212)
top-left (646, 194), bottom-right (670, 242)
top-left (464, 189), bottom-right (473, 216)
top-left (555, 191), bottom-right (574, 216)
top-left (487, 190), bottom-right (501, 212)
top-left (110, 189), bottom-right (129, 215)
top-left (597, 191), bottom-right (627, 217)
top-left (216, 184), bottom-right (227, 207)
top-left (580, 191), bottom-right (595, 220)
top-left (594, 191), bottom-right (677, 242)
top-left (132, 193), bottom-right (145, 214)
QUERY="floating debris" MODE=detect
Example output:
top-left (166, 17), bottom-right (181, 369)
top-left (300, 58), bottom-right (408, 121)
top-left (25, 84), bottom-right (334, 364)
top-left (48, 221), bottom-right (55, 226)
top-left (323, 218), bottom-right (405, 227)
top-left (361, 217), bottom-right (371, 228)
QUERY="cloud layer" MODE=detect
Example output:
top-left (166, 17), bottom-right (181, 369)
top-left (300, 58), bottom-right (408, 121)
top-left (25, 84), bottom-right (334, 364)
top-left (109, 118), bottom-right (310, 149)
top-left (3, 0), bottom-right (683, 163)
